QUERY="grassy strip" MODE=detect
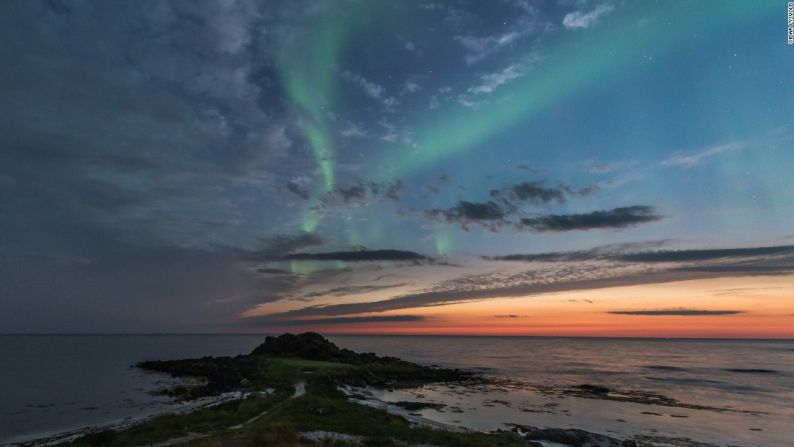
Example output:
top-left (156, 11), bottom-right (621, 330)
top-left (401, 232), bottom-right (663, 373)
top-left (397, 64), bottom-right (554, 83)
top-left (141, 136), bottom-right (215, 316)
top-left (69, 357), bottom-right (525, 447)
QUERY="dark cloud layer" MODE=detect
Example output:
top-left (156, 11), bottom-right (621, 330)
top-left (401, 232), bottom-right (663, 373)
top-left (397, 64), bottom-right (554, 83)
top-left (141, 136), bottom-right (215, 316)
top-left (255, 240), bottom-right (794, 320)
top-left (608, 309), bottom-right (744, 316)
top-left (425, 201), bottom-right (508, 231)
top-left (491, 181), bottom-right (567, 204)
top-left (489, 242), bottom-right (794, 265)
top-left (286, 182), bottom-right (310, 200)
top-left (319, 180), bottom-right (403, 207)
top-left (283, 249), bottom-right (430, 262)
top-left (243, 314), bottom-right (425, 327)
top-left (617, 245), bottom-right (794, 263)
top-left (255, 270), bottom-right (699, 320)
top-left (298, 283), bottom-right (408, 300)
top-left (517, 206), bottom-right (663, 232)
top-left (489, 181), bottom-right (595, 205)
top-left (423, 182), bottom-right (644, 234)
top-left (244, 233), bottom-right (326, 260)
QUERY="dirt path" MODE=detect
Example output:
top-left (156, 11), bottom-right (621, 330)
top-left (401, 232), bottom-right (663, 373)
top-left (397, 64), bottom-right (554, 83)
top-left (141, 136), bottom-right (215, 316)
top-left (151, 381), bottom-right (306, 446)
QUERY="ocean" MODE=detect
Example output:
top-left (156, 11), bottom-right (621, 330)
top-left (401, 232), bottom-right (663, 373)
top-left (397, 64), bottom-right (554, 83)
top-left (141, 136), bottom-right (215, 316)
top-left (1, 335), bottom-right (792, 446)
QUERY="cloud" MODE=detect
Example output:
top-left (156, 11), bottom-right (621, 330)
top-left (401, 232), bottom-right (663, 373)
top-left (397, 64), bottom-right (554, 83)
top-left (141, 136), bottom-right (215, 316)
top-left (283, 249), bottom-right (431, 262)
top-left (584, 159), bottom-right (637, 174)
top-left (401, 80), bottom-right (422, 95)
top-left (256, 268), bottom-right (291, 275)
top-left (490, 242), bottom-right (794, 277)
top-left (339, 121), bottom-right (369, 138)
top-left (425, 201), bottom-right (508, 231)
top-left (244, 233), bottom-right (326, 260)
top-left (494, 314), bottom-right (526, 318)
top-left (298, 283), bottom-right (409, 300)
top-left (616, 245), bottom-right (794, 263)
top-left (286, 182), bottom-right (310, 200)
top-left (486, 240), bottom-right (672, 262)
top-left (247, 241), bottom-right (794, 320)
top-left (342, 70), bottom-right (385, 98)
top-left (608, 309), bottom-right (744, 316)
top-left (491, 181), bottom-right (571, 204)
top-left (489, 242), bottom-right (794, 265)
top-left (335, 184), bottom-right (367, 205)
top-left (247, 269), bottom-right (693, 320)
top-left (674, 264), bottom-right (794, 275)
top-left (453, 3), bottom-right (544, 64)
top-left (469, 64), bottom-right (524, 95)
top-left (661, 142), bottom-right (743, 168)
top-left (0, 236), bottom-right (274, 333)
top-left (423, 181), bottom-right (601, 231)
top-left (517, 205), bottom-right (663, 232)
top-left (243, 314), bottom-right (426, 327)
top-left (455, 33), bottom-right (520, 65)
top-left (341, 70), bottom-right (398, 109)
top-left (320, 180), bottom-right (403, 207)
top-left (562, 3), bottom-right (614, 30)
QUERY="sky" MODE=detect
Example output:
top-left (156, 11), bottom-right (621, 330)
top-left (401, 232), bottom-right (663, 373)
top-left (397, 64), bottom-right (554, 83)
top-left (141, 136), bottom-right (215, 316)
top-left (1, 0), bottom-right (793, 337)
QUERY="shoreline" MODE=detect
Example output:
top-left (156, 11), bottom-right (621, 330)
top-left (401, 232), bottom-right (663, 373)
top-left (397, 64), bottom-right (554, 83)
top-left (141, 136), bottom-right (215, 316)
top-left (4, 333), bottom-right (790, 447)
top-left (5, 390), bottom-right (274, 447)
top-left (4, 333), bottom-right (794, 341)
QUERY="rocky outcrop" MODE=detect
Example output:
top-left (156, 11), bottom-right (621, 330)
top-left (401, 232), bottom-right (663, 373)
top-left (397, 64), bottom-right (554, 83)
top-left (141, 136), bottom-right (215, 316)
top-left (250, 332), bottom-right (381, 364)
top-left (137, 354), bottom-right (262, 398)
top-left (510, 425), bottom-right (630, 447)
top-left (138, 332), bottom-right (473, 398)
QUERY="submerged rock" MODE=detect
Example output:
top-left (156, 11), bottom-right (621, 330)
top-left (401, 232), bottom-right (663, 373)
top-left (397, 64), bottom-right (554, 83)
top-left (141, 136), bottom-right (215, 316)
top-left (523, 427), bottom-right (623, 447)
top-left (573, 384), bottom-right (611, 395)
top-left (393, 401), bottom-right (446, 411)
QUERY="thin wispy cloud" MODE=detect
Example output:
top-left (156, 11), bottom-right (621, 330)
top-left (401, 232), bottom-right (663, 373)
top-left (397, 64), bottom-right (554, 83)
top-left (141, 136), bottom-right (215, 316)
top-left (251, 243), bottom-right (791, 320)
top-left (468, 64), bottom-right (524, 95)
top-left (562, 3), bottom-right (614, 30)
top-left (342, 70), bottom-right (399, 109)
top-left (243, 314), bottom-right (426, 327)
top-left (608, 309), bottom-right (744, 316)
top-left (282, 249), bottom-right (431, 263)
top-left (661, 141), bottom-right (743, 168)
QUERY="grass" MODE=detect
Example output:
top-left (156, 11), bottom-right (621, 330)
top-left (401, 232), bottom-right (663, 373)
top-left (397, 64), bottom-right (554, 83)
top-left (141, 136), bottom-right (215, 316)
top-left (69, 357), bottom-right (526, 447)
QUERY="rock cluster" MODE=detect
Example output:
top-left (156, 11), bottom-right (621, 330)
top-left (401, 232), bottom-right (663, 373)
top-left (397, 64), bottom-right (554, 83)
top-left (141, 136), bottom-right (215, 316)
top-left (250, 332), bottom-right (386, 364)
top-left (138, 332), bottom-right (473, 397)
top-left (137, 354), bottom-right (261, 398)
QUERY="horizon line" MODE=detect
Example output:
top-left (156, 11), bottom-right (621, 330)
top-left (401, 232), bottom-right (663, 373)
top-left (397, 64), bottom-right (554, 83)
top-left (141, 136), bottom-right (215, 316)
top-left (2, 332), bottom-right (793, 341)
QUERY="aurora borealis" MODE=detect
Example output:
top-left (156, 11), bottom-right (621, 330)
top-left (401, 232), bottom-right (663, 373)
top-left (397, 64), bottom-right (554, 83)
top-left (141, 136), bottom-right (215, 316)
top-left (1, 0), bottom-right (793, 336)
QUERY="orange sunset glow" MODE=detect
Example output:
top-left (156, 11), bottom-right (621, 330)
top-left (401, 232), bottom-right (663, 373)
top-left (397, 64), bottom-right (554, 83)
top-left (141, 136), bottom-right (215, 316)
top-left (250, 275), bottom-right (794, 338)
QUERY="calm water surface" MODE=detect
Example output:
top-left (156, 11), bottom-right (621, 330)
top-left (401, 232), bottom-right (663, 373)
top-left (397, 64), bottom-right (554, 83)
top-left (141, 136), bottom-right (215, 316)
top-left (1, 335), bottom-right (792, 444)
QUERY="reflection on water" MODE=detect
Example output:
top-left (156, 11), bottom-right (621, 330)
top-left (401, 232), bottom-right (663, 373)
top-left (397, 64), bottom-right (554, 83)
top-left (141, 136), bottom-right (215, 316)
top-left (330, 335), bottom-right (794, 446)
top-left (330, 335), bottom-right (794, 413)
top-left (0, 335), bottom-right (267, 443)
top-left (1, 334), bottom-right (792, 445)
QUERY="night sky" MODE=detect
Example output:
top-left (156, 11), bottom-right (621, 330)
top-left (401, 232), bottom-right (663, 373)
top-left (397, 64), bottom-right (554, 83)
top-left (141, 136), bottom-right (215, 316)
top-left (2, 0), bottom-right (793, 336)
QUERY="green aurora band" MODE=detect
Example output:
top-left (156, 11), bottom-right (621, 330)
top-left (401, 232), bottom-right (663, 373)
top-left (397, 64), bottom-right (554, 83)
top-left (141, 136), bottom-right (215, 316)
top-left (373, 1), bottom-right (777, 181)
top-left (280, 1), bottom-right (776, 252)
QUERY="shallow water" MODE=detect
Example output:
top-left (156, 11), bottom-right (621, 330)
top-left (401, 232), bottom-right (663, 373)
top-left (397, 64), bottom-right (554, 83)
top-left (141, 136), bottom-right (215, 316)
top-left (330, 335), bottom-right (794, 446)
top-left (0, 334), bottom-right (266, 444)
top-left (1, 335), bottom-right (792, 445)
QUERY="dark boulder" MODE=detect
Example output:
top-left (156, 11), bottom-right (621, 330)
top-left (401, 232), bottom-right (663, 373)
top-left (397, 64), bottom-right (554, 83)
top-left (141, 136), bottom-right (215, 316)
top-left (250, 332), bottom-right (357, 363)
top-left (137, 354), bottom-right (262, 398)
top-left (250, 332), bottom-right (422, 367)
top-left (524, 428), bottom-right (621, 447)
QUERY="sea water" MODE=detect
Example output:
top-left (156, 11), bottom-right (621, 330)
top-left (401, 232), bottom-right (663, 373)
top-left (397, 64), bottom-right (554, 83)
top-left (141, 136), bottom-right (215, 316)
top-left (1, 335), bottom-right (791, 445)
